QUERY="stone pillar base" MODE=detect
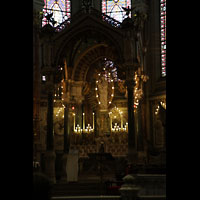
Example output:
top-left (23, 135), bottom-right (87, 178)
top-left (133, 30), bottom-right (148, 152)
top-left (120, 175), bottom-right (140, 200)
top-left (44, 151), bottom-right (56, 184)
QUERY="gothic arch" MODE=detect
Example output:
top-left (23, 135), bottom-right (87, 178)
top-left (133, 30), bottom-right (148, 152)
top-left (52, 14), bottom-right (124, 80)
top-left (72, 43), bottom-right (126, 81)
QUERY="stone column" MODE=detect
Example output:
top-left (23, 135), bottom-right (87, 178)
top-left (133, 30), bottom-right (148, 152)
top-left (137, 103), bottom-right (144, 151)
top-left (60, 80), bottom-right (84, 181)
top-left (122, 15), bottom-right (142, 164)
top-left (125, 62), bottom-right (140, 164)
top-left (63, 104), bottom-right (70, 154)
top-left (126, 79), bottom-right (137, 164)
top-left (61, 103), bottom-right (69, 182)
top-left (46, 92), bottom-right (54, 151)
top-left (60, 80), bottom-right (71, 182)
top-left (44, 92), bottom-right (56, 183)
top-left (42, 68), bottom-right (56, 184)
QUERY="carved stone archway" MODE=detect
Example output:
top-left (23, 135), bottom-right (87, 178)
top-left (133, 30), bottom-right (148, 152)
top-left (52, 13), bottom-right (124, 76)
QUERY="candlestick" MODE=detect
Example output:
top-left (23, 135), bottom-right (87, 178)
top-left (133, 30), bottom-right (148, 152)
top-left (93, 112), bottom-right (95, 130)
top-left (83, 113), bottom-right (85, 130)
top-left (73, 113), bottom-right (76, 132)
top-left (110, 117), bottom-right (112, 131)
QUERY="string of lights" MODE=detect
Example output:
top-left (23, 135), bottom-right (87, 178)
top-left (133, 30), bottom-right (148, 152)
top-left (95, 67), bottom-right (115, 106)
top-left (155, 100), bottom-right (166, 115)
top-left (133, 68), bottom-right (149, 111)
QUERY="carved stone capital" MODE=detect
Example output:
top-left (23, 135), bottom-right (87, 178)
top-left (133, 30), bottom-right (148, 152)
top-left (62, 92), bottom-right (71, 105)
top-left (41, 67), bottom-right (56, 93)
top-left (66, 80), bottom-right (85, 104)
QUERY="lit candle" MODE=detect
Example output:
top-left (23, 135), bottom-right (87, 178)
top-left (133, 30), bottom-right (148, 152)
top-left (83, 113), bottom-right (85, 130)
top-left (121, 115), bottom-right (123, 129)
top-left (73, 113), bottom-right (76, 131)
top-left (93, 113), bottom-right (95, 130)
top-left (110, 117), bottom-right (112, 131)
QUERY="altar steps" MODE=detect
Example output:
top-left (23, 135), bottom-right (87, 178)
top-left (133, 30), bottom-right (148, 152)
top-left (52, 182), bottom-right (106, 197)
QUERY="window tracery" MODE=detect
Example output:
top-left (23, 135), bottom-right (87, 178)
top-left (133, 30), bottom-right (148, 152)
top-left (42, 0), bottom-right (71, 27)
top-left (102, 0), bottom-right (131, 22)
top-left (160, 0), bottom-right (166, 77)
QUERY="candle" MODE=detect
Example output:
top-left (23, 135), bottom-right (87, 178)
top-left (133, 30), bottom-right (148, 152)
top-left (110, 117), bottom-right (112, 131)
top-left (83, 113), bottom-right (85, 130)
top-left (93, 113), bottom-right (95, 130)
top-left (73, 113), bottom-right (76, 132)
top-left (121, 115), bottom-right (123, 129)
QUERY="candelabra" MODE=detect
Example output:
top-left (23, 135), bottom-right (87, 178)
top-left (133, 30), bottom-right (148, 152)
top-left (73, 112), bottom-right (94, 134)
top-left (111, 122), bottom-right (128, 132)
top-left (109, 106), bottom-right (128, 133)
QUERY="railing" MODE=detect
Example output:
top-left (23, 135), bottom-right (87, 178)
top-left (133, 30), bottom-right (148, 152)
top-left (51, 174), bottom-right (166, 200)
top-left (52, 196), bottom-right (121, 200)
top-left (51, 195), bottom-right (166, 200)
top-left (137, 196), bottom-right (166, 200)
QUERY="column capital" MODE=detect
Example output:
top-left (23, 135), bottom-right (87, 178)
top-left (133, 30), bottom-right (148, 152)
top-left (41, 67), bottom-right (56, 93)
top-left (62, 92), bottom-right (71, 106)
top-left (66, 80), bottom-right (85, 104)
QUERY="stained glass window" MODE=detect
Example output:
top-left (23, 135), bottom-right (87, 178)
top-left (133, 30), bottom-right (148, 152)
top-left (160, 0), bottom-right (166, 77)
top-left (102, 0), bottom-right (131, 23)
top-left (42, 0), bottom-right (71, 27)
top-left (103, 59), bottom-right (119, 82)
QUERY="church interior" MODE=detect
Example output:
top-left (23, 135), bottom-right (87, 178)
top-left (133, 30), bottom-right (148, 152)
top-left (33, 0), bottom-right (166, 198)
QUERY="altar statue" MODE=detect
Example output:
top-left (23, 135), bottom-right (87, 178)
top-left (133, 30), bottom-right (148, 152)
top-left (98, 76), bottom-right (108, 110)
